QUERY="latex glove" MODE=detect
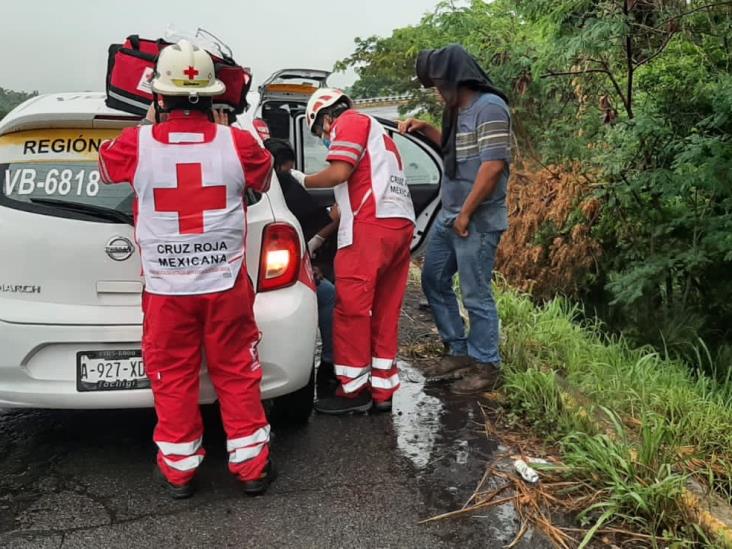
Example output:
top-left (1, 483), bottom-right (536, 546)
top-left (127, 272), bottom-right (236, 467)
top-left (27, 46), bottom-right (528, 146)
top-left (290, 169), bottom-right (307, 186)
top-left (307, 234), bottom-right (325, 256)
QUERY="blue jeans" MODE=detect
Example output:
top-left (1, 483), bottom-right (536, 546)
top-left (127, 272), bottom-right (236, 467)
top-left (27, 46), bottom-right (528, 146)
top-left (316, 278), bottom-right (336, 363)
top-left (421, 211), bottom-right (503, 364)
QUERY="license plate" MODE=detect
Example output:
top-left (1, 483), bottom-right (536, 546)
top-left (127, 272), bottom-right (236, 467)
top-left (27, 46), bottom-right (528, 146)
top-left (76, 350), bottom-right (150, 392)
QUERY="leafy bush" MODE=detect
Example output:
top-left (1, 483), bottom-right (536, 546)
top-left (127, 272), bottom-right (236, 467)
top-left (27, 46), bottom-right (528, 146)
top-left (338, 0), bottom-right (732, 361)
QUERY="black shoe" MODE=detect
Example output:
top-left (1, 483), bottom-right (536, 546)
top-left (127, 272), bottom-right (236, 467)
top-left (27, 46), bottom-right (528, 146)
top-left (242, 461), bottom-right (277, 496)
top-left (371, 399), bottom-right (392, 413)
top-left (316, 361), bottom-right (338, 400)
top-left (154, 467), bottom-right (195, 500)
top-left (314, 391), bottom-right (373, 415)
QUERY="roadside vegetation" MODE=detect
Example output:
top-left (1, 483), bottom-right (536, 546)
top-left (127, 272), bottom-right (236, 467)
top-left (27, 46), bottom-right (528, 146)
top-left (339, 0), bottom-right (732, 369)
top-left (339, 1), bottom-right (732, 544)
top-left (496, 281), bottom-right (732, 546)
top-left (0, 88), bottom-right (36, 120)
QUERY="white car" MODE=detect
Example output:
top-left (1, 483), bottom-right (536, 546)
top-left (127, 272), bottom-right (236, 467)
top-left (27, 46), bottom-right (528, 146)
top-left (0, 71), bottom-right (442, 420)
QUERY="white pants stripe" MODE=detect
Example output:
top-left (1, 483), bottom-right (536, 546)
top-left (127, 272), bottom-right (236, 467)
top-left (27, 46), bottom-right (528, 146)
top-left (229, 442), bottom-right (266, 464)
top-left (372, 357), bottom-right (394, 370)
top-left (342, 372), bottom-right (370, 394)
top-left (156, 437), bottom-right (203, 456)
top-left (371, 373), bottom-right (400, 390)
top-left (163, 454), bottom-right (203, 472)
top-left (335, 364), bottom-right (370, 378)
top-left (226, 425), bottom-right (271, 452)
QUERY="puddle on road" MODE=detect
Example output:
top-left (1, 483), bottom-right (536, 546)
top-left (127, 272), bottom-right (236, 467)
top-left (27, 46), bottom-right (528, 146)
top-left (392, 361), bottom-right (444, 469)
top-left (390, 361), bottom-right (532, 544)
top-left (392, 362), bottom-right (498, 507)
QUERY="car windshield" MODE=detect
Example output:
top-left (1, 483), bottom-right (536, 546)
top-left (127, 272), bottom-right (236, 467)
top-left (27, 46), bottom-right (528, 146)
top-left (2, 161), bottom-right (134, 215)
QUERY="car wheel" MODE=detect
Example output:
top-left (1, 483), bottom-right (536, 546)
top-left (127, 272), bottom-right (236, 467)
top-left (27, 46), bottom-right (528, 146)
top-left (269, 364), bottom-right (314, 426)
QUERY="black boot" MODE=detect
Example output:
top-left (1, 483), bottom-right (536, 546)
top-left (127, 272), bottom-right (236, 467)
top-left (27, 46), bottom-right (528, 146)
top-left (154, 467), bottom-right (195, 500)
top-left (241, 461), bottom-right (277, 496)
top-left (316, 361), bottom-right (338, 399)
top-left (314, 390), bottom-right (373, 415)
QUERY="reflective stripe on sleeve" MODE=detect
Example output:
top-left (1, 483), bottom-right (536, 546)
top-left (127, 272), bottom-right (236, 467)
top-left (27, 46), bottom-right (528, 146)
top-left (156, 437), bottom-right (203, 456)
top-left (331, 141), bottom-right (364, 153)
top-left (327, 149), bottom-right (360, 162)
top-left (371, 357), bottom-right (394, 370)
top-left (226, 425), bottom-right (271, 452)
top-left (371, 373), bottom-right (400, 390)
top-left (163, 454), bottom-right (203, 472)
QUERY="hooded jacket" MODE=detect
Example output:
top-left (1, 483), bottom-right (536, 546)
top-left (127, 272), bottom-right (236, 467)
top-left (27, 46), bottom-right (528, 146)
top-left (416, 44), bottom-right (508, 179)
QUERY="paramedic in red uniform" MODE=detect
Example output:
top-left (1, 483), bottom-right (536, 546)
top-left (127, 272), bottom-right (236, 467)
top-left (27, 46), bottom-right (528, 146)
top-left (98, 39), bottom-right (275, 498)
top-left (294, 88), bottom-right (415, 415)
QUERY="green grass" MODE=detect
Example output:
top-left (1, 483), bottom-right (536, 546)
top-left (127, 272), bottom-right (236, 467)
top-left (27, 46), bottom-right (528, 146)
top-left (495, 283), bottom-right (732, 546)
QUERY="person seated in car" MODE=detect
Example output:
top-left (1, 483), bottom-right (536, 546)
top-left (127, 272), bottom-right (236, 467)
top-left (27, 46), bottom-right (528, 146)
top-left (264, 138), bottom-right (340, 398)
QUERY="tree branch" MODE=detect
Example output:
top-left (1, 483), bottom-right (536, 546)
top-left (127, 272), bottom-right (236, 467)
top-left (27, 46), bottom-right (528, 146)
top-left (634, 30), bottom-right (676, 68)
top-left (540, 69), bottom-right (611, 78)
top-left (623, 0), bottom-right (635, 119)
top-left (657, 1), bottom-right (732, 27)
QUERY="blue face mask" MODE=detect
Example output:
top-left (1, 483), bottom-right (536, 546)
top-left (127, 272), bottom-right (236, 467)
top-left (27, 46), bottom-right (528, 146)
top-left (321, 137), bottom-right (331, 149)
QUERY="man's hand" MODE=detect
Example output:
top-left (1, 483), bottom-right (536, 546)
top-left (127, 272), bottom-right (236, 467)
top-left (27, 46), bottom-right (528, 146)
top-left (307, 234), bottom-right (325, 256)
top-left (453, 212), bottom-right (471, 238)
top-left (213, 108), bottom-right (230, 126)
top-left (398, 118), bottom-right (428, 135)
top-left (398, 118), bottom-right (442, 147)
top-left (329, 203), bottom-right (340, 222)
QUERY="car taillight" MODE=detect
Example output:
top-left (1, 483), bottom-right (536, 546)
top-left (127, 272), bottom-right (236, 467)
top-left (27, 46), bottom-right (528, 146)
top-left (257, 223), bottom-right (301, 292)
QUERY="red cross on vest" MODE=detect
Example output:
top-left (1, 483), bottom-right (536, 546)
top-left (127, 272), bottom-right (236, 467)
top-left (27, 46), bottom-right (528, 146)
top-left (183, 66), bottom-right (199, 80)
top-left (383, 134), bottom-right (403, 170)
top-left (154, 163), bottom-right (227, 235)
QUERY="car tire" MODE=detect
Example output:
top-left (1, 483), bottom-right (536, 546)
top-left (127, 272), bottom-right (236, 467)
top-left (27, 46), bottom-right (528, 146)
top-left (269, 364), bottom-right (314, 426)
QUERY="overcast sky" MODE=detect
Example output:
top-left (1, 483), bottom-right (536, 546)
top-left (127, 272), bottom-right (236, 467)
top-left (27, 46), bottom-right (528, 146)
top-left (1, 0), bottom-right (440, 94)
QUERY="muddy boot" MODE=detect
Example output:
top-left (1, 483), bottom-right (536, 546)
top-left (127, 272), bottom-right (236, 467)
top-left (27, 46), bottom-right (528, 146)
top-left (154, 467), bottom-right (195, 500)
top-left (315, 391), bottom-right (373, 415)
top-left (423, 355), bottom-right (475, 381)
top-left (371, 399), bottom-right (392, 413)
top-left (316, 361), bottom-right (338, 400)
top-left (450, 363), bottom-right (502, 395)
top-left (241, 461), bottom-right (277, 496)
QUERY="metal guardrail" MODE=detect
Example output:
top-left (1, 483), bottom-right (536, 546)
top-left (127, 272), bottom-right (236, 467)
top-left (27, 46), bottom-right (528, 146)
top-left (353, 94), bottom-right (411, 106)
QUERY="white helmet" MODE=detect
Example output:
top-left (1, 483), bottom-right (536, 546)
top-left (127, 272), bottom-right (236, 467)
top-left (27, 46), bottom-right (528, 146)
top-left (305, 88), bottom-right (351, 134)
top-left (152, 39), bottom-right (226, 98)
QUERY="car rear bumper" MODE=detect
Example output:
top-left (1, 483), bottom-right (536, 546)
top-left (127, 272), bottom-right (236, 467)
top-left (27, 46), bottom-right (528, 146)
top-left (0, 284), bottom-right (317, 409)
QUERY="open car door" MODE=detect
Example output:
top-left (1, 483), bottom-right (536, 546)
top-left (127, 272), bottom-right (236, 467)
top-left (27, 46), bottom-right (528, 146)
top-left (256, 69), bottom-right (331, 145)
top-left (295, 114), bottom-right (442, 254)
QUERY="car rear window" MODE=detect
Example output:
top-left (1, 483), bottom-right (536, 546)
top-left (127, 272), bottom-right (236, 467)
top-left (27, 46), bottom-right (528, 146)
top-left (3, 161), bottom-right (133, 214)
top-left (0, 128), bottom-right (261, 223)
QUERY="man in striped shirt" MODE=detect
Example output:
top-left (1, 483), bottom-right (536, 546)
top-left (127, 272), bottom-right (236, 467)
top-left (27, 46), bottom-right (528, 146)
top-left (399, 44), bottom-right (512, 394)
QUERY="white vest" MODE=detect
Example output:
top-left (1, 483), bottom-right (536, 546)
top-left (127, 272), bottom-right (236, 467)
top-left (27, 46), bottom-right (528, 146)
top-left (334, 115), bottom-right (416, 249)
top-left (133, 125), bottom-right (248, 295)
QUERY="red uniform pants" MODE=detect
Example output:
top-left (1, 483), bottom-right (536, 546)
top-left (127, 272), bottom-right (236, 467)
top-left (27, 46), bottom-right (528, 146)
top-left (333, 221), bottom-right (414, 403)
top-left (142, 274), bottom-right (270, 486)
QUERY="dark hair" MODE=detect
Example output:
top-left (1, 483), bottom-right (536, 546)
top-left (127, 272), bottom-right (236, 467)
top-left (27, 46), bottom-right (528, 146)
top-left (162, 96), bottom-right (214, 112)
top-left (263, 138), bottom-right (295, 172)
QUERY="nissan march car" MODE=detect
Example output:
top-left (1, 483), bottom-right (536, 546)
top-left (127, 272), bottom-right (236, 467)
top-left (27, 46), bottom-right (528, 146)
top-left (0, 75), bottom-right (443, 419)
top-left (0, 92), bottom-right (318, 422)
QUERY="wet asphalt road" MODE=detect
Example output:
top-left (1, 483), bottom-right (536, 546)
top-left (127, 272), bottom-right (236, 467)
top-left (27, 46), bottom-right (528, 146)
top-left (0, 364), bottom-right (551, 548)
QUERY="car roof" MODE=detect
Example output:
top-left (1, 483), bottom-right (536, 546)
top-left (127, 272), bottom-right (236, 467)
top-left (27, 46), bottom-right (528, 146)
top-left (0, 92), bottom-right (268, 138)
top-left (0, 93), bottom-right (142, 136)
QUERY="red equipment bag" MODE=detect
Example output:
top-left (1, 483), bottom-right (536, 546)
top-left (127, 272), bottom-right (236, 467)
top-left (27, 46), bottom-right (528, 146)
top-left (105, 35), bottom-right (252, 117)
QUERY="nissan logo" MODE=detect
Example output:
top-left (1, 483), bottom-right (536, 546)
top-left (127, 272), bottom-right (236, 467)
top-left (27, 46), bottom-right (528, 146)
top-left (105, 237), bottom-right (134, 261)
